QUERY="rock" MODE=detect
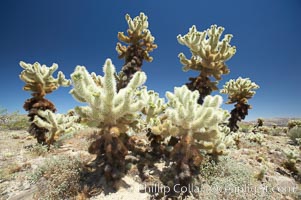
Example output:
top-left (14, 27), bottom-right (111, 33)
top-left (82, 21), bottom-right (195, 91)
top-left (7, 187), bottom-right (37, 200)
top-left (23, 182), bottom-right (31, 190)
top-left (269, 175), bottom-right (298, 195)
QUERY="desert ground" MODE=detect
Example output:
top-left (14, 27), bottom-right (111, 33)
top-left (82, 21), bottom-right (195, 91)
top-left (0, 118), bottom-right (300, 200)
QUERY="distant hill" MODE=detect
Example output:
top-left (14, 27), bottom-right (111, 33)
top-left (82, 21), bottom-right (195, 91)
top-left (245, 117), bottom-right (301, 127)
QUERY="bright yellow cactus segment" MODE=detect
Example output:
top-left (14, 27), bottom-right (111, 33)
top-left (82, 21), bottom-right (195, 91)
top-left (177, 25), bottom-right (236, 80)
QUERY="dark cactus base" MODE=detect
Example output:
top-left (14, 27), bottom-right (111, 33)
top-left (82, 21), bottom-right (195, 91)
top-left (117, 45), bottom-right (145, 90)
top-left (161, 134), bottom-right (203, 198)
top-left (88, 131), bottom-right (128, 189)
top-left (23, 97), bottom-right (56, 144)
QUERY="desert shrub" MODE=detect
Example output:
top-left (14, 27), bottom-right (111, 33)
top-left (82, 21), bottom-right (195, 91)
top-left (197, 156), bottom-right (273, 199)
top-left (239, 123), bottom-right (252, 133)
top-left (256, 126), bottom-right (270, 134)
top-left (289, 126), bottom-right (301, 145)
top-left (29, 155), bottom-right (83, 199)
top-left (269, 127), bottom-right (285, 136)
top-left (0, 110), bottom-right (29, 130)
top-left (28, 143), bottom-right (48, 156)
top-left (200, 156), bottom-right (253, 185)
top-left (6, 112), bottom-right (29, 130)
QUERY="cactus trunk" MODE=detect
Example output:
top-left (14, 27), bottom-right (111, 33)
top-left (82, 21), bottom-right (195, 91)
top-left (23, 97), bottom-right (56, 144)
top-left (165, 134), bottom-right (202, 197)
top-left (88, 130), bottom-right (128, 188)
top-left (117, 45), bottom-right (145, 90)
top-left (228, 102), bottom-right (250, 132)
top-left (186, 74), bottom-right (214, 104)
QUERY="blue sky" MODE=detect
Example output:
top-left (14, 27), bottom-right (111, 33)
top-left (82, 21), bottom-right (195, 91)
top-left (0, 0), bottom-right (300, 120)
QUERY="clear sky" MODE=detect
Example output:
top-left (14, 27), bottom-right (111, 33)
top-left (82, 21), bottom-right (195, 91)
top-left (0, 0), bottom-right (300, 120)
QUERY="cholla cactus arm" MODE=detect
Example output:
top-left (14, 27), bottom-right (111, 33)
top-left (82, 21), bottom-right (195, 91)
top-left (19, 61), bottom-right (71, 97)
top-left (70, 59), bottom-right (146, 129)
top-left (177, 25), bottom-right (236, 79)
top-left (33, 110), bottom-right (81, 145)
top-left (220, 77), bottom-right (259, 104)
top-left (138, 87), bottom-right (167, 123)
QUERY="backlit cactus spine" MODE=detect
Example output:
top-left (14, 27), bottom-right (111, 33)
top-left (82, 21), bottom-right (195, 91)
top-left (19, 61), bottom-right (70, 144)
top-left (177, 25), bottom-right (236, 104)
top-left (220, 77), bottom-right (259, 132)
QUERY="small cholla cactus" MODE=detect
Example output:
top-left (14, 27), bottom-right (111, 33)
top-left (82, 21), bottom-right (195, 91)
top-left (230, 132), bottom-right (244, 149)
top-left (19, 61), bottom-right (70, 144)
top-left (159, 85), bottom-right (232, 195)
top-left (177, 25), bottom-right (236, 104)
top-left (282, 149), bottom-right (300, 173)
top-left (137, 87), bottom-right (169, 156)
top-left (289, 126), bottom-right (301, 145)
top-left (287, 119), bottom-right (301, 130)
top-left (116, 12), bottom-right (157, 89)
top-left (255, 118), bottom-right (264, 128)
top-left (220, 77), bottom-right (259, 132)
top-left (247, 132), bottom-right (264, 145)
top-left (33, 110), bottom-right (82, 145)
top-left (70, 58), bottom-right (147, 186)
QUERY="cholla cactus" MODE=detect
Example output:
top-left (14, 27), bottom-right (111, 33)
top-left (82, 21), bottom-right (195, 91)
top-left (166, 85), bottom-right (231, 154)
top-left (289, 126), bottom-right (301, 145)
top-left (230, 132), bottom-right (244, 149)
top-left (282, 149), bottom-right (300, 173)
top-left (220, 77), bottom-right (259, 132)
top-left (255, 118), bottom-right (264, 128)
top-left (19, 61), bottom-right (70, 144)
top-left (247, 132), bottom-right (264, 145)
top-left (116, 12), bottom-right (157, 89)
top-left (137, 87), bottom-right (171, 156)
top-left (70, 59), bottom-right (146, 129)
top-left (139, 87), bottom-right (167, 123)
top-left (162, 85), bottom-right (231, 191)
top-left (287, 120), bottom-right (301, 130)
top-left (70, 58), bottom-right (147, 185)
top-left (177, 25), bottom-right (236, 103)
top-left (33, 110), bottom-right (81, 145)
